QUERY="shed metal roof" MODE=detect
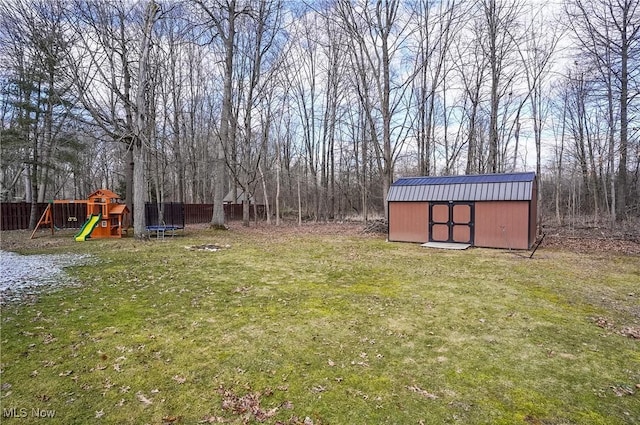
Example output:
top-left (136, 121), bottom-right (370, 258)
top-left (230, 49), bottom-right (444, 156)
top-left (387, 172), bottom-right (535, 202)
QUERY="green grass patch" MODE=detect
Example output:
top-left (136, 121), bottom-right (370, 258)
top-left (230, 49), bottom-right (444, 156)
top-left (1, 228), bottom-right (639, 424)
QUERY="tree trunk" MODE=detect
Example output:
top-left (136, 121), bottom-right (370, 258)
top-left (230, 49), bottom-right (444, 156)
top-left (487, 0), bottom-right (499, 173)
top-left (275, 149), bottom-right (281, 226)
top-left (133, 0), bottom-right (159, 238)
top-left (616, 4), bottom-right (629, 219)
top-left (297, 177), bottom-right (302, 226)
top-left (209, 0), bottom-right (237, 229)
top-left (258, 162), bottom-right (270, 225)
top-left (555, 96), bottom-right (567, 225)
top-left (133, 142), bottom-right (146, 236)
top-left (125, 145), bottom-right (134, 221)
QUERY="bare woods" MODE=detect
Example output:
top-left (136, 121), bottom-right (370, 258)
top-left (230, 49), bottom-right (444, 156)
top-left (0, 0), bottom-right (638, 236)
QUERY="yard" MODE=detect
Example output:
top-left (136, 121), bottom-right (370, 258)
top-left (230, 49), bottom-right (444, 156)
top-left (1, 223), bottom-right (639, 424)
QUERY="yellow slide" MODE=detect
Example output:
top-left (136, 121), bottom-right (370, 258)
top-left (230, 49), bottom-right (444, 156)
top-left (75, 214), bottom-right (101, 241)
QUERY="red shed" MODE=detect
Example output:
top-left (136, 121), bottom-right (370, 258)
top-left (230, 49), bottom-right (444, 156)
top-left (387, 172), bottom-right (537, 249)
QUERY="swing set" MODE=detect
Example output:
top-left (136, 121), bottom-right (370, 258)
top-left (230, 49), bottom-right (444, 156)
top-left (30, 189), bottom-right (130, 241)
top-left (66, 202), bottom-right (80, 223)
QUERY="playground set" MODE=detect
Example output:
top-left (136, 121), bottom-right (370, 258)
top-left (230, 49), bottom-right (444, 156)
top-left (30, 189), bottom-right (129, 241)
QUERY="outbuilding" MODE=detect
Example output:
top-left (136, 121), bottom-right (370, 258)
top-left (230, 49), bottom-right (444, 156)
top-left (387, 172), bottom-right (537, 249)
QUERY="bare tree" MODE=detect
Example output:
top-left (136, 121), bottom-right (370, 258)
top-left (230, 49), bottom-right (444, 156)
top-left (65, 0), bottom-right (160, 237)
top-left (567, 0), bottom-right (640, 219)
top-left (410, 0), bottom-right (464, 176)
top-left (231, 0), bottom-right (283, 226)
top-left (0, 0), bottom-right (77, 227)
top-left (193, 0), bottom-right (246, 228)
top-left (517, 8), bottom-right (562, 232)
top-left (68, 0), bottom-right (136, 210)
top-left (336, 0), bottom-right (414, 219)
top-left (3, 0), bottom-right (638, 229)
top-left (286, 10), bottom-right (326, 220)
top-left (481, 0), bottom-right (525, 173)
top-left (453, 18), bottom-right (489, 174)
top-left (131, 0), bottom-right (160, 237)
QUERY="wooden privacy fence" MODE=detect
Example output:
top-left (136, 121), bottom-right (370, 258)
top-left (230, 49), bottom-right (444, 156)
top-left (185, 203), bottom-right (266, 223)
top-left (1, 202), bottom-right (35, 231)
top-left (1, 202), bottom-right (87, 232)
top-left (147, 203), bottom-right (266, 225)
top-left (0, 202), bottom-right (266, 231)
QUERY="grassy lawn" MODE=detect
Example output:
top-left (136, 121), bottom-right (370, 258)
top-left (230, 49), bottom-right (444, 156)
top-left (1, 225), bottom-right (639, 424)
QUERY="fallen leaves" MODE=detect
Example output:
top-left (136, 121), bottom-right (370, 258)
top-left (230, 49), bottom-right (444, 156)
top-left (592, 317), bottom-right (640, 339)
top-left (542, 232), bottom-right (640, 255)
top-left (594, 316), bottom-right (614, 330)
top-left (406, 385), bottom-right (438, 400)
top-left (213, 386), bottom-right (293, 423)
top-left (3, 385), bottom-right (14, 399)
top-left (186, 244), bottom-right (230, 252)
top-left (42, 333), bottom-right (57, 344)
top-left (136, 391), bottom-right (153, 406)
top-left (172, 375), bottom-right (187, 384)
top-left (220, 389), bottom-right (276, 421)
top-left (620, 326), bottom-right (640, 339)
top-left (610, 384), bottom-right (635, 397)
top-left (233, 286), bottom-right (252, 294)
top-left (310, 385), bottom-right (326, 393)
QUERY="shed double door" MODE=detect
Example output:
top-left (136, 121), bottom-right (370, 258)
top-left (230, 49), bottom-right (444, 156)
top-left (429, 202), bottom-right (474, 244)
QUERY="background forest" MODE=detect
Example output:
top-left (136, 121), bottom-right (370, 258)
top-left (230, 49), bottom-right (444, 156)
top-left (0, 0), bottom-right (638, 235)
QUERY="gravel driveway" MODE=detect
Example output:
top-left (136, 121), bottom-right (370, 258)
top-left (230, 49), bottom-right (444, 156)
top-left (0, 250), bottom-right (92, 304)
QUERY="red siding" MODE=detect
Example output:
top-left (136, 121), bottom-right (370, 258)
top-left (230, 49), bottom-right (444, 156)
top-left (475, 201), bottom-right (530, 249)
top-left (388, 202), bottom-right (429, 242)
top-left (529, 180), bottom-right (538, 246)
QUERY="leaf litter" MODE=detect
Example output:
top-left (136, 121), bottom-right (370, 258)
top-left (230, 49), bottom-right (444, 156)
top-left (186, 244), bottom-right (230, 252)
top-left (406, 385), bottom-right (438, 400)
top-left (210, 385), bottom-right (297, 424)
top-left (136, 391), bottom-right (153, 406)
